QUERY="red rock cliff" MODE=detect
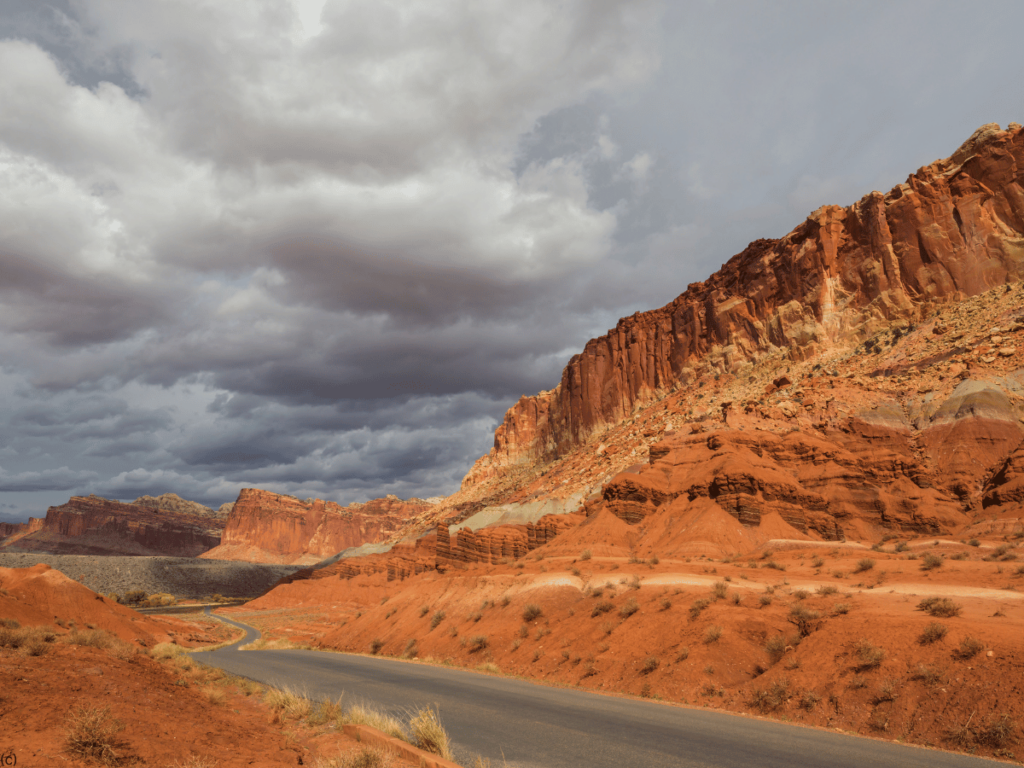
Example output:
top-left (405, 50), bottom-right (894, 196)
top-left (471, 124), bottom-right (1024, 475)
top-left (0, 496), bottom-right (224, 556)
top-left (201, 488), bottom-right (437, 564)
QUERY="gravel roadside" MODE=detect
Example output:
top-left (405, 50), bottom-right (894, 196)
top-left (0, 552), bottom-right (305, 600)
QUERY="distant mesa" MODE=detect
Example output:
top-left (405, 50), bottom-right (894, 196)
top-left (0, 495), bottom-right (224, 557)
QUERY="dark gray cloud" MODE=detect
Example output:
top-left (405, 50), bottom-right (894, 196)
top-left (0, 0), bottom-right (1022, 523)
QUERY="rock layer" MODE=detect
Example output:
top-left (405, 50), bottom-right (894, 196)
top-left (201, 489), bottom-right (436, 565)
top-left (473, 124), bottom-right (1024, 475)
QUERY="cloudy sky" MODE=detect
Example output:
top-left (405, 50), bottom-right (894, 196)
top-left (0, 0), bottom-right (1021, 522)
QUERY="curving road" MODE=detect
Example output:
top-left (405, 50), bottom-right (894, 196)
top-left (195, 613), bottom-right (1001, 768)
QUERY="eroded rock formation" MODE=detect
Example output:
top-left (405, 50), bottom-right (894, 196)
top-left (201, 489), bottom-right (436, 565)
top-left (0, 496), bottom-right (224, 557)
top-left (471, 124), bottom-right (1024, 475)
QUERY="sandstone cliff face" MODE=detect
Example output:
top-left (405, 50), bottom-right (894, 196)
top-left (201, 489), bottom-right (436, 565)
top-left (472, 124), bottom-right (1024, 475)
top-left (0, 496), bottom-right (224, 557)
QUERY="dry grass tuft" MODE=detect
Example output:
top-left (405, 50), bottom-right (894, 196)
top-left (409, 706), bottom-right (453, 760)
top-left (854, 640), bottom-right (885, 670)
top-left (64, 705), bottom-right (130, 766)
top-left (619, 598), bottom-right (639, 618)
top-left (749, 679), bottom-right (790, 712)
top-left (312, 746), bottom-right (395, 768)
top-left (345, 705), bottom-right (407, 741)
top-left (919, 622), bottom-right (948, 645)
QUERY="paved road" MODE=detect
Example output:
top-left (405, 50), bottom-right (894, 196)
top-left (196, 615), bottom-right (1000, 768)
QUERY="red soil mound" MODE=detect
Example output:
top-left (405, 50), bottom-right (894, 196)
top-left (0, 564), bottom-right (189, 645)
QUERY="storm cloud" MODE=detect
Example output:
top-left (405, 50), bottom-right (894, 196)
top-left (1, 0), bottom-right (1022, 522)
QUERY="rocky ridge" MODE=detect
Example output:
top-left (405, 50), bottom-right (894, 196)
top-left (0, 495), bottom-right (224, 557)
top-left (132, 492), bottom-right (226, 519)
top-left (310, 124), bottom-right (1024, 577)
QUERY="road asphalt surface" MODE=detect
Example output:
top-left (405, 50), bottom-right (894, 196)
top-left (196, 612), bottom-right (1003, 768)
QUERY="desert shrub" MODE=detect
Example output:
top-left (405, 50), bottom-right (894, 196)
top-left (953, 636), bottom-right (984, 660)
top-left (811, 556), bottom-right (824, 568)
top-left (917, 597), bottom-right (962, 617)
top-left (854, 558), bottom-right (875, 573)
top-left (403, 639), bottom-right (418, 658)
top-left (466, 635), bottom-right (488, 653)
top-left (949, 552), bottom-right (968, 561)
top-left (580, 549), bottom-right (592, 561)
top-left (409, 706), bottom-right (453, 760)
top-left (919, 622), bottom-right (948, 645)
top-left (849, 674), bottom-right (867, 689)
top-left (467, 611), bottom-right (482, 623)
top-left (764, 560), bottom-right (785, 571)
top-left (369, 638), bottom-right (384, 655)
top-left (730, 592), bottom-right (741, 605)
top-left (122, 589), bottom-right (147, 605)
top-left (649, 556), bottom-right (660, 565)
top-left (910, 664), bottom-right (942, 685)
top-left (712, 581), bottom-right (728, 600)
top-left (626, 575), bottom-right (641, 591)
top-left (792, 589), bottom-right (809, 600)
top-left (0, 618), bottom-right (19, 629)
top-left (591, 600), bottom-right (614, 618)
top-left (522, 604), bottom-right (542, 622)
top-left (759, 594), bottom-right (772, 608)
top-left (675, 646), bottom-right (690, 662)
top-left (660, 597), bottom-right (671, 611)
top-left (833, 602), bottom-right (851, 615)
top-left (800, 690), bottom-right (820, 710)
top-left (619, 598), bottom-right (639, 618)
top-left (816, 584), bottom-right (838, 596)
top-left (765, 636), bottom-right (786, 665)
top-left (855, 640), bottom-right (885, 670)
top-left (749, 678), bottom-right (790, 712)
top-left (640, 656), bottom-right (659, 675)
top-left (788, 605), bottom-right (821, 637)
top-left (977, 713), bottom-right (1018, 748)
top-left (921, 553), bottom-right (944, 570)
top-left (430, 610), bottom-right (446, 630)
top-left (419, 605), bottom-right (429, 617)
top-left (689, 597), bottom-right (712, 620)
top-left (64, 705), bottom-right (127, 766)
top-left (968, 539), bottom-right (980, 547)
top-left (894, 541), bottom-right (909, 552)
top-left (703, 625), bottom-right (723, 644)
